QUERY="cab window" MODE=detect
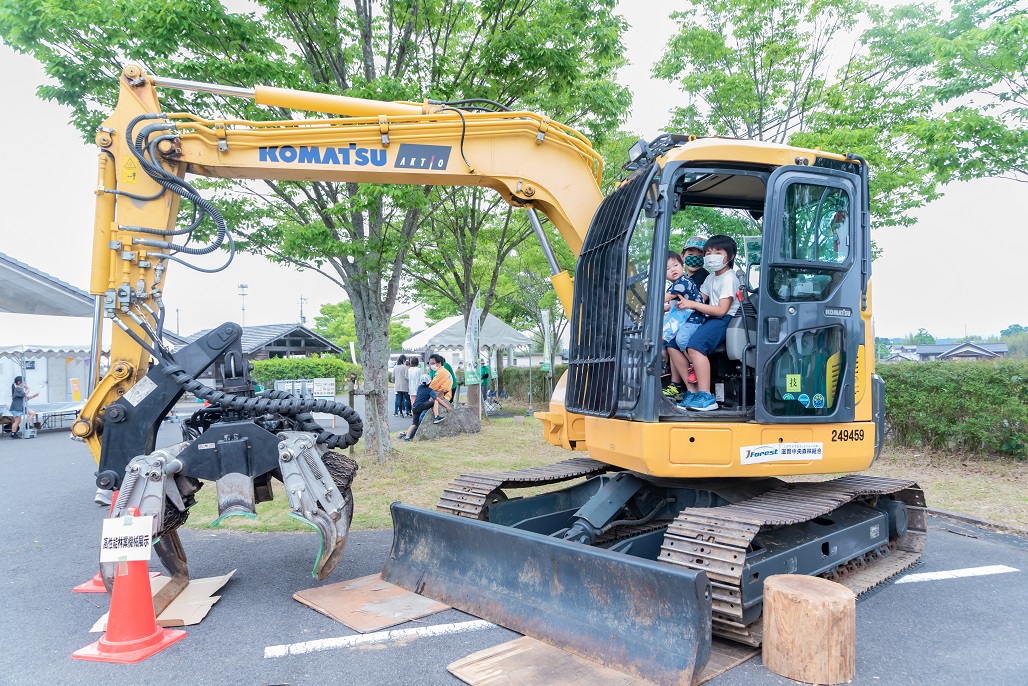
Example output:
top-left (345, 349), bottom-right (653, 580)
top-left (779, 183), bottom-right (849, 264)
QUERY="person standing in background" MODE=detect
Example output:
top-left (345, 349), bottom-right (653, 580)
top-left (9, 376), bottom-right (38, 438)
top-left (407, 357), bottom-right (421, 417)
top-left (480, 359), bottom-right (491, 403)
top-left (393, 354), bottom-right (409, 417)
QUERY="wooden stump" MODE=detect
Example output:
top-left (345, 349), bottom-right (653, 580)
top-left (762, 574), bottom-right (856, 685)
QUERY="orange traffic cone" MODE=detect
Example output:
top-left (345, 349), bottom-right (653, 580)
top-left (72, 508), bottom-right (186, 663)
top-left (74, 491), bottom-right (121, 593)
top-left (73, 570), bottom-right (161, 593)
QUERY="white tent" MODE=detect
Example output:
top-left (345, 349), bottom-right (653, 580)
top-left (401, 314), bottom-right (531, 351)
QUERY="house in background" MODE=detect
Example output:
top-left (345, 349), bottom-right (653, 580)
top-left (915, 342), bottom-right (1007, 362)
top-left (183, 324), bottom-right (344, 367)
top-left (881, 342), bottom-right (1008, 363)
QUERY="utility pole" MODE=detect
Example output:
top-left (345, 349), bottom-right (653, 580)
top-left (299, 295), bottom-right (308, 326)
top-left (176, 308), bottom-right (180, 335)
top-left (238, 284), bottom-right (248, 326)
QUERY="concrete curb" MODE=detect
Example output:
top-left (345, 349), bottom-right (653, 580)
top-left (927, 508), bottom-right (1028, 538)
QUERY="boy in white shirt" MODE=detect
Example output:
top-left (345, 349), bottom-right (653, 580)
top-left (674, 235), bottom-right (740, 411)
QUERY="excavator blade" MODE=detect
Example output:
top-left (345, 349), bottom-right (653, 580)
top-left (382, 503), bottom-right (712, 686)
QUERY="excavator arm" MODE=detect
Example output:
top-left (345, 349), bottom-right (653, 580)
top-left (74, 64), bottom-right (603, 464)
top-left (75, 64), bottom-right (602, 607)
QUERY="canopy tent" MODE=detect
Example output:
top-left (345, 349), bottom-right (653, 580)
top-left (401, 314), bottom-right (531, 351)
top-left (0, 252), bottom-right (93, 317)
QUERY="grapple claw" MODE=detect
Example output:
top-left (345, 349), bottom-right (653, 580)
top-left (278, 433), bottom-right (358, 580)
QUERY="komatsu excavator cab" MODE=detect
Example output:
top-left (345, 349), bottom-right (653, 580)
top-left (566, 134), bottom-right (873, 428)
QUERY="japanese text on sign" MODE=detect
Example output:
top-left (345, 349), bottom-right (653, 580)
top-left (99, 514), bottom-right (154, 563)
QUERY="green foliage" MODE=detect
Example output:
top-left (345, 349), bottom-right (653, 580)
top-left (651, 0), bottom-right (1028, 235)
top-left (902, 328), bottom-right (936, 345)
top-left (1002, 331), bottom-right (1028, 359)
top-left (670, 206), bottom-right (758, 262)
top-left (501, 365), bottom-right (568, 403)
top-left (910, 0), bottom-right (1028, 183)
top-left (1001, 323), bottom-right (1027, 338)
top-left (314, 301), bottom-right (410, 356)
top-left (874, 336), bottom-right (891, 360)
top-left (250, 356), bottom-right (361, 390)
top-left (402, 187), bottom-right (535, 329)
top-left (880, 359), bottom-right (1028, 458)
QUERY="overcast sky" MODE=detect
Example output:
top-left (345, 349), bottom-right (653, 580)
top-left (0, 1), bottom-right (1024, 348)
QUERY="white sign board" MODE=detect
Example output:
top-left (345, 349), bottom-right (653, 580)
top-left (739, 442), bottom-right (823, 465)
top-left (311, 377), bottom-right (336, 399)
top-left (99, 514), bottom-right (154, 563)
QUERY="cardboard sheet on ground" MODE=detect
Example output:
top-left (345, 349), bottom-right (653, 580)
top-left (90, 570), bottom-right (235, 631)
top-left (293, 574), bottom-right (449, 633)
top-left (448, 636), bottom-right (759, 686)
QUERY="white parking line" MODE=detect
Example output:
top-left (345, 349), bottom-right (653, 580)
top-left (264, 619), bottom-right (497, 658)
top-left (894, 564), bottom-right (1019, 584)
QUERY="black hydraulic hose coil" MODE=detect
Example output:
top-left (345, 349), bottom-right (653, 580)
top-left (160, 363), bottom-right (363, 449)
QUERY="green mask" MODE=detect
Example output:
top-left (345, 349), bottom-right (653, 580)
top-left (683, 255), bottom-right (704, 269)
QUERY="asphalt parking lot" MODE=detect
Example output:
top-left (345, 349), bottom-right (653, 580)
top-left (2, 427), bottom-right (1025, 686)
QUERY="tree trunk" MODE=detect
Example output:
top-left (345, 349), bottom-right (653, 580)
top-left (349, 292), bottom-right (391, 462)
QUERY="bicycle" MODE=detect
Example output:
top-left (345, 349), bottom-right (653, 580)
top-left (483, 389), bottom-right (503, 415)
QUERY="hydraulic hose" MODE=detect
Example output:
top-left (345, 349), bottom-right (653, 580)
top-left (160, 363), bottom-right (363, 449)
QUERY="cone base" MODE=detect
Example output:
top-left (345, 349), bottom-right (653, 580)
top-left (73, 571), bottom-right (160, 593)
top-left (72, 627), bottom-right (186, 664)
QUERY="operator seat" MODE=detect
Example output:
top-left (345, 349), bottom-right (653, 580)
top-left (725, 265), bottom-right (757, 368)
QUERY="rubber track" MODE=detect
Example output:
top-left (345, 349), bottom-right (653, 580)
top-left (659, 475), bottom-right (928, 645)
top-left (436, 457), bottom-right (611, 518)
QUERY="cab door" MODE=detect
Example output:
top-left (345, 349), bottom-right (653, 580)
top-left (755, 166), bottom-right (865, 424)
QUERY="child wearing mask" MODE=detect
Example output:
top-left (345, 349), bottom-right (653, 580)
top-left (681, 234), bottom-right (709, 289)
top-left (662, 252), bottom-right (705, 400)
top-left (679, 234), bottom-right (710, 385)
top-left (675, 235), bottom-right (740, 411)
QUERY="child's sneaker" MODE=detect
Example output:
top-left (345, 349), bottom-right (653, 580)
top-left (662, 383), bottom-right (684, 400)
top-left (677, 391), bottom-right (697, 407)
top-left (685, 392), bottom-right (718, 412)
top-left (433, 415), bottom-right (446, 424)
top-left (687, 365), bottom-right (697, 384)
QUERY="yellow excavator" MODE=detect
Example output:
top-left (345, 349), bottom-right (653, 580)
top-left (79, 65), bottom-right (925, 685)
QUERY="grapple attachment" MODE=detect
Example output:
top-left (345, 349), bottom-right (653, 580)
top-left (383, 503), bottom-right (713, 686)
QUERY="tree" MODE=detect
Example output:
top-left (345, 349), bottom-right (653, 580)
top-left (1001, 324), bottom-right (1027, 338)
top-left (874, 336), bottom-right (891, 360)
top-left (1, 0), bottom-right (630, 457)
top-left (491, 127), bottom-right (641, 369)
top-left (1003, 331), bottom-right (1028, 359)
top-left (314, 302), bottom-right (410, 357)
top-left (903, 328), bottom-right (936, 345)
top-left (398, 4), bottom-right (631, 358)
top-left (651, 0), bottom-right (1027, 236)
top-left (905, 0), bottom-right (1028, 184)
top-left (402, 188), bottom-right (534, 333)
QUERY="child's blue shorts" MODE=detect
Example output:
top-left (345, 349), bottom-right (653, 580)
top-left (685, 315), bottom-right (733, 355)
top-left (664, 317), bottom-right (702, 351)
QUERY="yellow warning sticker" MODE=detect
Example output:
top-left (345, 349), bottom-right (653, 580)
top-left (122, 158), bottom-right (138, 184)
top-left (786, 374), bottom-right (802, 393)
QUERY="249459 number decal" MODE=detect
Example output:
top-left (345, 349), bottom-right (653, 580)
top-left (831, 428), bottom-right (864, 442)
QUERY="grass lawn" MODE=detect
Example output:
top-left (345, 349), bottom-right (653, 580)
top-left (185, 414), bottom-right (1028, 533)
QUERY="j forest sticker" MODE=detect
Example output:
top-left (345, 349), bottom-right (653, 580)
top-left (740, 442), bottom-right (823, 465)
